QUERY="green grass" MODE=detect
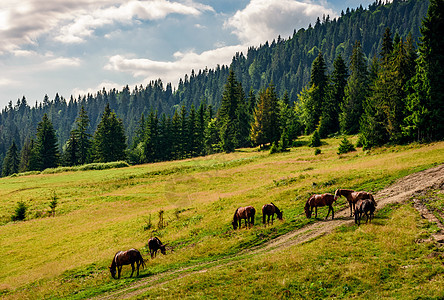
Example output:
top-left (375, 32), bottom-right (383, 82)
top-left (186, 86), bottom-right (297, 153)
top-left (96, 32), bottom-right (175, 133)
top-left (0, 136), bottom-right (443, 299)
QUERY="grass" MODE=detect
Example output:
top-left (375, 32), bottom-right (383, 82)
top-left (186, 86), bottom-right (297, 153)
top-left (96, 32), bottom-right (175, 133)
top-left (0, 136), bottom-right (443, 299)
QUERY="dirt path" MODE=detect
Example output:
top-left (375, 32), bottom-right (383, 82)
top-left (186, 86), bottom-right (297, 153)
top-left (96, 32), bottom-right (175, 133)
top-left (96, 164), bottom-right (444, 300)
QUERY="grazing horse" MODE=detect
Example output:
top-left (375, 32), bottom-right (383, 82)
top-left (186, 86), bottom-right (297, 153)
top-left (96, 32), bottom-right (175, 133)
top-left (232, 206), bottom-right (256, 229)
top-left (334, 189), bottom-right (377, 217)
top-left (148, 237), bottom-right (167, 259)
top-left (109, 248), bottom-right (145, 279)
top-left (354, 198), bottom-right (376, 226)
top-left (304, 193), bottom-right (337, 220)
top-left (262, 202), bottom-right (283, 225)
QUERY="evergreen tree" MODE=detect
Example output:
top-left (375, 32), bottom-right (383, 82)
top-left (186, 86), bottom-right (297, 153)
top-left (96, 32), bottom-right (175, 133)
top-left (63, 132), bottom-right (79, 166)
top-left (74, 106), bottom-right (92, 165)
top-left (2, 142), bottom-right (19, 176)
top-left (35, 113), bottom-right (59, 170)
top-left (329, 54), bottom-right (348, 133)
top-left (404, 0), bottom-right (444, 141)
top-left (340, 41), bottom-right (369, 134)
top-left (92, 104), bottom-right (126, 162)
top-left (18, 139), bottom-right (33, 172)
top-left (304, 52), bottom-right (329, 134)
top-left (218, 70), bottom-right (246, 152)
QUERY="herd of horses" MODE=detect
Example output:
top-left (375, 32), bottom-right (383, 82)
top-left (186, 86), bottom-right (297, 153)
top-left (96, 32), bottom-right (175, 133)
top-left (110, 189), bottom-right (376, 279)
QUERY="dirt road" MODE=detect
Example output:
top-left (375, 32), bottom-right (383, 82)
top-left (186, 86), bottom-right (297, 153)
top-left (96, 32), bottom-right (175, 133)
top-left (96, 164), bottom-right (444, 299)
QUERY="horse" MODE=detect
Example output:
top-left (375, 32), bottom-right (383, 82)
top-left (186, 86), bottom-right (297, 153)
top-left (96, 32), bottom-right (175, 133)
top-left (334, 189), bottom-right (377, 217)
top-left (148, 237), bottom-right (167, 259)
top-left (304, 193), bottom-right (337, 220)
top-left (109, 248), bottom-right (146, 279)
top-left (262, 202), bottom-right (283, 225)
top-left (354, 198), bottom-right (376, 226)
top-left (232, 206), bottom-right (256, 229)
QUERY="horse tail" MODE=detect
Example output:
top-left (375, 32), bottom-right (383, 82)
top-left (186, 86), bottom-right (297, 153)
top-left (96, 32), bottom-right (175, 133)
top-left (262, 209), bottom-right (266, 224)
top-left (369, 194), bottom-right (377, 207)
top-left (251, 207), bottom-right (256, 225)
top-left (138, 251), bottom-right (146, 269)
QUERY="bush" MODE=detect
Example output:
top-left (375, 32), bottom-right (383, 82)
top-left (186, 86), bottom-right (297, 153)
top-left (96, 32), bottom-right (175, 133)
top-left (337, 137), bottom-right (356, 154)
top-left (11, 201), bottom-right (27, 221)
top-left (309, 130), bottom-right (321, 147)
top-left (314, 148), bottom-right (322, 155)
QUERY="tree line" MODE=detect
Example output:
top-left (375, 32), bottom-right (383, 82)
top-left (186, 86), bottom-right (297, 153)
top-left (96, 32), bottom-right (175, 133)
top-left (1, 0), bottom-right (442, 176)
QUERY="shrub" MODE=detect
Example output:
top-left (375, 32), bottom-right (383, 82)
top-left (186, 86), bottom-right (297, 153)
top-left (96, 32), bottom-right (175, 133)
top-left (11, 201), bottom-right (27, 221)
top-left (314, 148), bottom-right (322, 155)
top-left (337, 137), bottom-right (356, 154)
top-left (309, 130), bottom-right (321, 147)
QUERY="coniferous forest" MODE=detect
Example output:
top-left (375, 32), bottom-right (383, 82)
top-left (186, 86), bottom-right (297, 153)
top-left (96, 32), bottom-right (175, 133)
top-left (1, 0), bottom-right (443, 176)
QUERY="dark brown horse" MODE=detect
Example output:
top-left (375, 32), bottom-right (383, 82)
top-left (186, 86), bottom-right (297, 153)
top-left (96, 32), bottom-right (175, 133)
top-left (334, 189), bottom-right (377, 217)
top-left (262, 202), bottom-right (283, 225)
top-left (354, 198), bottom-right (376, 225)
top-left (232, 206), bottom-right (256, 229)
top-left (148, 237), bottom-right (167, 259)
top-left (304, 193), bottom-right (337, 219)
top-left (109, 248), bottom-right (146, 279)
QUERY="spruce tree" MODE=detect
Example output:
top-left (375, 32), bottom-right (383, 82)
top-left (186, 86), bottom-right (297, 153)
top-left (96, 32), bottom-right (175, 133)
top-left (92, 104), bottom-right (126, 163)
top-left (74, 106), bottom-right (92, 165)
top-left (404, 0), bottom-right (444, 141)
top-left (340, 41), bottom-right (369, 134)
top-left (2, 142), bottom-right (19, 176)
top-left (35, 113), bottom-right (59, 170)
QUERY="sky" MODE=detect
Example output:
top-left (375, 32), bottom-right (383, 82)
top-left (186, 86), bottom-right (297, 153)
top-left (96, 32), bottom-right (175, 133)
top-left (0, 0), bottom-right (377, 109)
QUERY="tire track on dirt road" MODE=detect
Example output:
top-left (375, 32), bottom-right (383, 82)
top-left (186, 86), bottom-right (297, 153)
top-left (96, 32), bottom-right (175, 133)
top-left (96, 164), bottom-right (444, 299)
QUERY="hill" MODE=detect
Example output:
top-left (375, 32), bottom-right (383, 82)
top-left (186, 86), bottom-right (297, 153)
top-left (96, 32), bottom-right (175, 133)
top-left (1, 138), bottom-right (443, 298)
top-left (0, 0), bottom-right (430, 165)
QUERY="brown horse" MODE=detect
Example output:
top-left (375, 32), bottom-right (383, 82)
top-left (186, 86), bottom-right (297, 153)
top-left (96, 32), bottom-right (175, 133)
top-left (148, 237), bottom-right (167, 259)
top-left (354, 198), bottom-right (376, 225)
top-left (304, 193), bottom-right (337, 219)
top-left (232, 206), bottom-right (256, 229)
top-left (109, 248), bottom-right (146, 279)
top-left (334, 189), bottom-right (377, 217)
top-left (262, 202), bottom-right (283, 225)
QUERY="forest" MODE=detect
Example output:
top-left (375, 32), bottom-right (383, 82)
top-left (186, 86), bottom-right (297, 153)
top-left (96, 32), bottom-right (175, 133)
top-left (0, 0), bottom-right (443, 176)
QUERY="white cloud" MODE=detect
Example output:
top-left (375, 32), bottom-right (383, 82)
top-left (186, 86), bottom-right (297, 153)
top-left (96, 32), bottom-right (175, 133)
top-left (55, 0), bottom-right (214, 44)
top-left (105, 44), bottom-right (247, 86)
top-left (0, 78), bottom-right (20, 87)
top-left (71, 81), bottom-right (122, 97)
top-left (0, 0), bottom-right (214, 52)
top-left (225, 0), bottom-right (337, 46)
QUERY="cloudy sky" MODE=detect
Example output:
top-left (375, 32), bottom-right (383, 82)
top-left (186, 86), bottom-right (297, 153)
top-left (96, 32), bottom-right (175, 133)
top-left (0, 0), bottom-right (376, 108)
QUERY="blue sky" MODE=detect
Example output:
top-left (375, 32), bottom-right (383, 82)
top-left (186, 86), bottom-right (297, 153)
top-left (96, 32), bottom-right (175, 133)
top-left (0, 0), bottom-right (378, 108)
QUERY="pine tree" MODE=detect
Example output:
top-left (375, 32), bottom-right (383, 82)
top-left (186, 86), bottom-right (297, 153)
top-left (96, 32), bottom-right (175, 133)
top-left (219, 70), bottom-right (246, 152)
top-left (329, 54), bottom-right (348, 134)
top-left (2, 142), bottom-right (19, 176)
top-left (35, 113), bottom-right (59, 170)
top-left (404, 0), bottom-right (444, 141)
top-left (74, 106), bottom-right (92, 165)
top-left (340, 41), bottom-right (369, 134)
top-left (92, 104), bottom-right (126, 162)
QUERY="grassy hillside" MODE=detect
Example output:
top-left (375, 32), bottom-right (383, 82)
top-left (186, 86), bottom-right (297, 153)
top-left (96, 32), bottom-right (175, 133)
top-left (1, 136), bottom-right (443, 299)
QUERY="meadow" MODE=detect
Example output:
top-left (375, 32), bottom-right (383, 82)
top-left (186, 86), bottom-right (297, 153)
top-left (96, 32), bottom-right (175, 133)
top-left (0, 136), bottom-right (443, 299)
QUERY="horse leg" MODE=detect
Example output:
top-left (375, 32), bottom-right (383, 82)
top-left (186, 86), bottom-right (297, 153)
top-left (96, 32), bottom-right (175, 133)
top-left (118, 266), bottom-right (122, 279)
top-left (331, 205), bottom-right (334, 220)
top-left (349, 201), bottom-right (353, 217)
top-left (315, 206), bottom-right (318, 218)
top-left (325, 206), bottom-right (330, 219)
top-left (136, 262), bottom-right (140, 277)
top-left (130, 263), bottom-right (134, 278)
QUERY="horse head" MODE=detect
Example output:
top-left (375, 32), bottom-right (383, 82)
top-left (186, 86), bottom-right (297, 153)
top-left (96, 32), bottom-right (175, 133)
top-left (109, 266), bottom-right (117, 279)
top-left (334, 189), bottom-right (341, 198)
top-left (160, 244), bottom-right (167, 255)
top-left (304, 198), bottom-right (312, 218)
top-left (276, 209), bottom-right (283, 220)
top-left (232, 220), bottom-right (238, 230)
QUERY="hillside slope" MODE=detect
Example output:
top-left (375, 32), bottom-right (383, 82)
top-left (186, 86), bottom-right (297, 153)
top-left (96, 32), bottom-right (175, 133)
top-left (0, 138), bottom-right (443, 299)
top-left (96, 164), bottom-right (444, 299)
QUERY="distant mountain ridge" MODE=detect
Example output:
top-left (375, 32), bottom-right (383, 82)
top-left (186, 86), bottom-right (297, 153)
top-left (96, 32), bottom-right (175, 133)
top-left (0, 0), bottom-right (429, 169)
